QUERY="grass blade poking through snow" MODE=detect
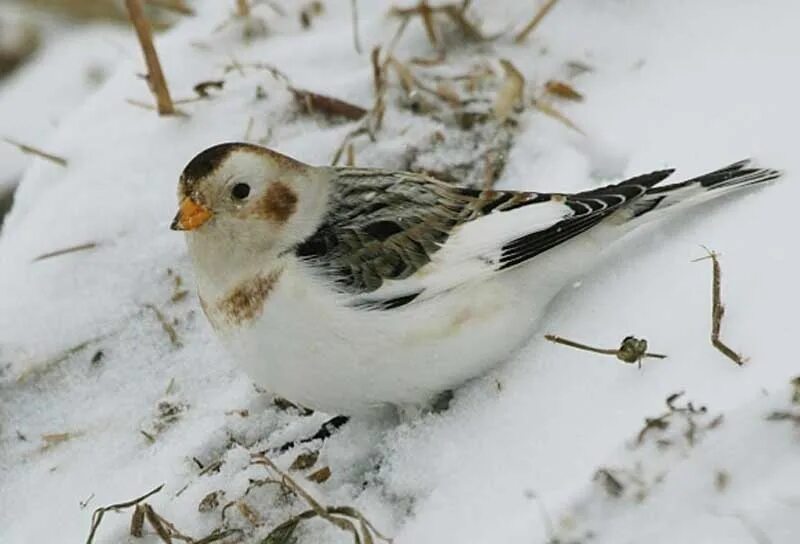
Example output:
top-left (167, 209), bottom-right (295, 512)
top-left (125, 0), bottom-right (175, 115)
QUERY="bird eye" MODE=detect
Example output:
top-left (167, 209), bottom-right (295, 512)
top-left (231, 183), bottom-right (251, 200)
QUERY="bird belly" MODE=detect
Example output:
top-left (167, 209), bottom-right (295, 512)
top-left (214, 267), bottom-right (549, 414)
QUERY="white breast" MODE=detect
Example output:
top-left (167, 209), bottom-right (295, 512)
top-left (199, 258), bottom-right (529, 413)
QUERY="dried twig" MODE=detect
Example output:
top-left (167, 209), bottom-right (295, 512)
top-left (125, 0), bottom-right (175, 115)
top-left (86, 484), bottom-right (164, 544)
top-left (693, 248), bottom-right (747, 365)
top-left (2, 137), bottom-right (67, 167)
top-left (251, 453), bottom-right (391, 543)
top-left (545, 334), bottom-right (666, 367)
top-left (144, 303), bottom-right (182, 348)
top-left (32, 242), bottom-right (98, 262)
top-left (514, 0), bottom-right (560, 43)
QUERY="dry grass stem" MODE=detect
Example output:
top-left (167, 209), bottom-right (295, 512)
top-left (144, 303), bottom-right (182, 348)
top-left (493, 59), bottom-right (524, 122)
top-left (418, 1), bottom-right (440, 48)
top-left (2, 137), bottom-right (67, 167)
top-left (514, 0), bottom-right (560, 43)
top-left (351, 0), bottom-right (363, 53)
top-left (693, 248), bottom-right (747, 365)
top-left (17, 333), bottom-right (112, 384)
top-left (125, 0), bottom-right (175, 115)
top-left (236, 0), bottom-right (250, 17)
top-left (532, 99), bottom-right (585, 134)
top-left (41, 431), bottom-right (76, 450)
top-left (85, 484), bottom-right (164, 544)
top-left (252, 453), bottom-right (391, 543)
top-left (125, 98), bottom-right (187, 116)
top-left (33, 242), bottom-right (98, 262)
top-left (545, 334), bottom-right (667, 367)
top-left (391, 0), bottom-right (489, 48)
top-left (146, 0), bottom-right (194, 15)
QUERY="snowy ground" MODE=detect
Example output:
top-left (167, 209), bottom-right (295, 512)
top-left (2, 1), bottom-right (799, 543)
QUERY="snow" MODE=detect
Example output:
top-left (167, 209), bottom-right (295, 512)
top-left (1, 1), bottom-right (799, 543)
top-left (0, 8), bottom-right (129, 191)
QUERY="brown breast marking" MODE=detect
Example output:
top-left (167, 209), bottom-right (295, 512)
top-left (218, 269), bottom-right (283, 325)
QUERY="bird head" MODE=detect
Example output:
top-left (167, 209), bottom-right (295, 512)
top-left (171, 143), bottom-right (330, 258)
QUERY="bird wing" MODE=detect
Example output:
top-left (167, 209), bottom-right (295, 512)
top-left (295, 167), bottom-right (674, 309)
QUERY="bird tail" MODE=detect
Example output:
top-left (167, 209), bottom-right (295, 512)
top-left (627, 160), bottom-right (781, 220)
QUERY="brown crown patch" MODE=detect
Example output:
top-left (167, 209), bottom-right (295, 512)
top-left (218, 269), bottom-right (283, 325)
top-left (257, 181), bottom-right (298, 223)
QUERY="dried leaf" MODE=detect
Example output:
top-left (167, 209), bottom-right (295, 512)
top-left (545, 79), bottom-right (583, 101)
top-left (307, 466), bottom-right (331, 483)
top-left (291, 88), bottom-right (367, 121)
top-left (130, 504), bottom-right (145, 537)
top-left (142, 504), bottom-right (172, 543)
top-left (198, 491), bottom-right (221, 513)
top-left (193, 80), bottom-right (224, 98)
top-left (290, 450), bottom-right (319, 471)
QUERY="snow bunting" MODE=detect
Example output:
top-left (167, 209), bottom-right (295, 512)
top-left (171, 143), bottom-right (779, 414)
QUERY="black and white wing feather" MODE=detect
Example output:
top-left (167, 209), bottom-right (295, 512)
top-left (295, 160), bottom-right (778, 309)
top-left (295, 166), bottom-right (674, 308)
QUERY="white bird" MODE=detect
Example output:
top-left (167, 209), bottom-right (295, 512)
top-left (171, 143), bottom-right (779, 415)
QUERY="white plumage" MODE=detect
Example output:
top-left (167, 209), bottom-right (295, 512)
top-left (171, 143), bottom-right (779, 414)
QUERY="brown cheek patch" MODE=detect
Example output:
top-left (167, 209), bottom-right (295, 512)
top-left (257, 181), bottom-right (298, 223)
top-left (218, 269), bottom-right (282, 325)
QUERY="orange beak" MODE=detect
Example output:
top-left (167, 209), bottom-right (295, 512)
top-left (170, 197), bottom-right (212, 231)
